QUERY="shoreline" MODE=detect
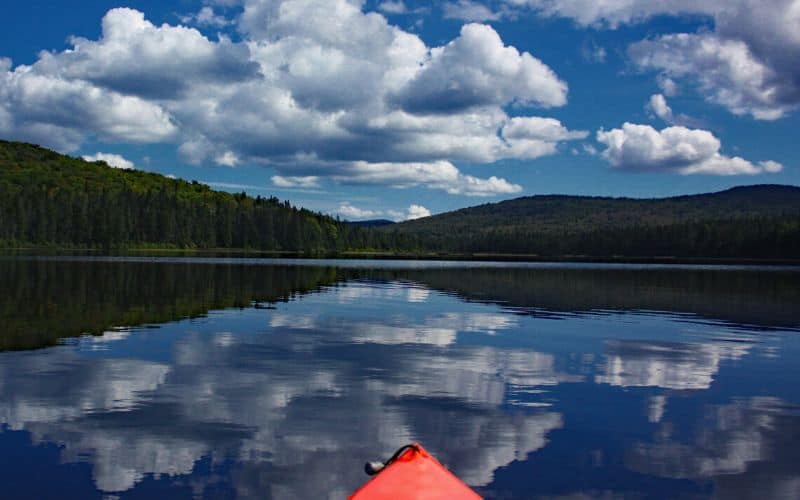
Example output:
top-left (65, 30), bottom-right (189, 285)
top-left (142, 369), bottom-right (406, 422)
top-left (1, 247), bottom-right (798, 266)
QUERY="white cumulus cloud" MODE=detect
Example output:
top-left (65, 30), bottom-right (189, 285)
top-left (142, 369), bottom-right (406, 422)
top-left (504, 0), bottom-right (800, 119)
top-left (393, 23), bottom-right (567, 113)
top-left (443, 1), bottom-right (503, 22)
top-left (503, 0), bottom-right (786, 30)
top-left (596, 122), bottom-right (783, 175)
top-left (0, 1), bottom-right (583, 195)
top-left (645, 93), bottom-right (700, 127)
top-left (334, 161), bottom-right (523, 196)
top-left (339, 202), bottom-right (430, 221)
top-left (502, 116), bottom-right (588, 142)
top-left (214, 151), bottom-right (239, 167)
top-left (47, 8), bottom-right (257, 100)
top-left (388, 204), bottom-right (432, 221)
top-left (0, 70), bottom-right (177, 151)
top-left (646, 94), bottom-right (673, 123)
top-left (336, 202), bottom-right (383, 219)
top-left (630, 33), bottom-right (796, 120)
top-left (180, 7), bottom-right (232, 27)
top-left (82, 152), bottom-right (135, 170)
top-left (377, 1), bottom-right (407, 14)
top-left (406, 204), bottom-right (431, 219)
top-left (657, 75), bottom-right (679, 97)
top-left (501, 116), bottom-right (588, 158)
top-left (271, 175), bottom-right (321, 188)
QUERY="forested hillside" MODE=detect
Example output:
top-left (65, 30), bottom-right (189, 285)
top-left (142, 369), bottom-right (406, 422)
top-left (382, 185), bottom-right (800, 258)
top-left (0, 140), bottom-right (394, 252)
top-left (2, 140), bottom-right (799, 259)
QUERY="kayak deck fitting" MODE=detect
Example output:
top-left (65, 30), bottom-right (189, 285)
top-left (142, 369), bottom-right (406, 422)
top-left (349, 443), bottom-right (481, 499)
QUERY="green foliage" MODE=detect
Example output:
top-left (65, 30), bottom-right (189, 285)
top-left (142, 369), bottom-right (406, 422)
top-left (1, 139), bottom-right (798, 258)
top-left (382, 186), bottom-right (800, 258)
top-left (0, 140), bottom-right (383, 252)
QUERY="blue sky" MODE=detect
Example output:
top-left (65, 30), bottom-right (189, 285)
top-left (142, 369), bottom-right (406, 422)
top-left (1, 0), bottom-right (798, 220)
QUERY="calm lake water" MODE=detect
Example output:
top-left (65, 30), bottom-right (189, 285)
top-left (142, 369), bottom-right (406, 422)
top-left (1, 257), bottom-right (799, 499)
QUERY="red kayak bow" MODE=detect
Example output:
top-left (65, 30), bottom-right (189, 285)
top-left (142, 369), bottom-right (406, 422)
top-left (349, 443), bottom-right (481, 500)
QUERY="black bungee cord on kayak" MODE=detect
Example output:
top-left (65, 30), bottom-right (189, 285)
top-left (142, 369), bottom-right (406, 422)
top-left (364, 444), bottom-right (421, 476)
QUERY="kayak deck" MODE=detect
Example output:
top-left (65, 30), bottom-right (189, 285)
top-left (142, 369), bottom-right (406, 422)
top-left (349, 443), bottom-right (481, 500)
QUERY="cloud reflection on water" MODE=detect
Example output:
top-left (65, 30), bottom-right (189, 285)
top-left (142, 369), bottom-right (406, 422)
top-left (627, 397), bottom-right (800, 499)
top-left (0, 284), bottom-right (568, 496)
top-left (596, 339), bottom-right (752, 390)
top-left (0, 267), bottom-right (797, 499)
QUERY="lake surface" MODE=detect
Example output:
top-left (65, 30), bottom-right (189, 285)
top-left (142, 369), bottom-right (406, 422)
top-left (1, 257), bottom-right (799, 499)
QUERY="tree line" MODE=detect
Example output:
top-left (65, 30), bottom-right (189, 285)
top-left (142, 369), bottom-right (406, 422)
top-left (2, 140), bottom-right (799, 259)
top-left (378, 186), bottom-right (800, 259)
top-left (0, 140), bottom-right (407, 252)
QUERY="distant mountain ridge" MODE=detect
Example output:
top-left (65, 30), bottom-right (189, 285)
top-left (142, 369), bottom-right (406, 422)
top-left (382, 184), bottom-right (800, 258)
top-left (390, 184), bottom-right (800, 231)
top-left (346, 219), bottom-right (396, 227)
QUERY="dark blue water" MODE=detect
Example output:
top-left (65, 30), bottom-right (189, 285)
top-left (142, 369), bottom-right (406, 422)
top-left (0, 258), bottom-right (799, 499)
